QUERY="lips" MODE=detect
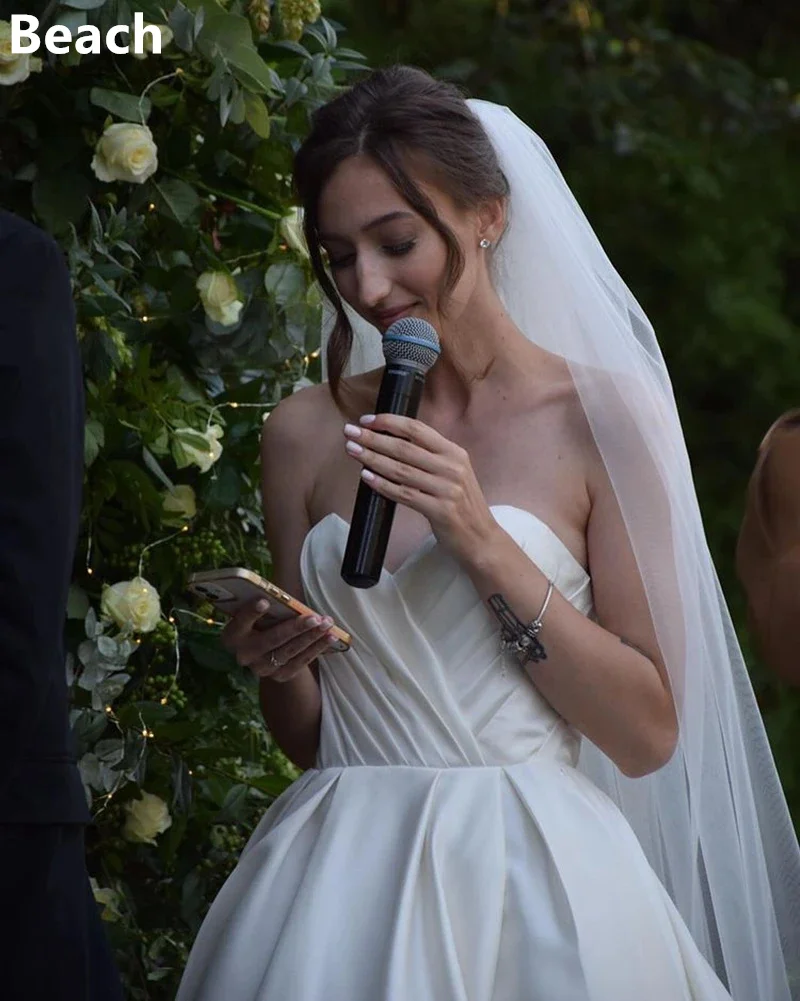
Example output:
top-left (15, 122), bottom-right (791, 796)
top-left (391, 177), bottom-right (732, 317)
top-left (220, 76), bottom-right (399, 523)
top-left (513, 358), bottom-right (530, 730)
top-left (374, 305), bottom-right (415, 328)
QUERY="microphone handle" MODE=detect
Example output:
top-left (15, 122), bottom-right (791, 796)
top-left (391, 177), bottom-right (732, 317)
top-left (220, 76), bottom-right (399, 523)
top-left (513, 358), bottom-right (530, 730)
top-left (340, 365), bottom-right (425, 588)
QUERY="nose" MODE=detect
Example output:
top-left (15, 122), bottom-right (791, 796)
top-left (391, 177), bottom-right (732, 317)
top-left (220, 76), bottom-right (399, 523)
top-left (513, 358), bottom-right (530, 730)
top-left (354, 251), bottom-right (392, 310)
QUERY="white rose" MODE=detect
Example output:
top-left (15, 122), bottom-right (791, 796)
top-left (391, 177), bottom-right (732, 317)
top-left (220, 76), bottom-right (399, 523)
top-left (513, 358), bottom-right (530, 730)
top-left (172, 425), bottom-right (224, 473)
top-left (162, 484), bottom-right (197, 524)
top-left (131, 23), bottom-right (173, 60)
top-left (196, 271), bottom-right (243, 327)
top-left (122, 792), bottom-right (172, 845)
top-left (101, 576), bottom-right (162, 634)
top-left (0, 20), bottom-right (42, 86)
top-left (280, 206), bottom-right (309, 258)
top-left (91, 123), bottom-right (158, 185)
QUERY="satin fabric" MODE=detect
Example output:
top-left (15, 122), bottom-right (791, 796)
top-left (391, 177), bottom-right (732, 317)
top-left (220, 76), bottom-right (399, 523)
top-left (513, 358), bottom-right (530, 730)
top-left (177, 506), bottom-right (732, 1001)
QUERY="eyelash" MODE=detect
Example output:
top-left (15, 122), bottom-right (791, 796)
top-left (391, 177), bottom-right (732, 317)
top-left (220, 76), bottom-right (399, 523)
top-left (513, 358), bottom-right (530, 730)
top-left (328, 240), bottom-right (416, 270)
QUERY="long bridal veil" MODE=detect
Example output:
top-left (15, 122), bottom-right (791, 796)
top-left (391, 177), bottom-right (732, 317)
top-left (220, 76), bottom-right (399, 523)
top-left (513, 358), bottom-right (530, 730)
top-left (318, 98), bottom-right (800, 1000)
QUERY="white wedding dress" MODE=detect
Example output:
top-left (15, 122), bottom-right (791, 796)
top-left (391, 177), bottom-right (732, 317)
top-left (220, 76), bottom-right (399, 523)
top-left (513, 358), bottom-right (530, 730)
top-left (177, 505), bottom-right (733, 1001)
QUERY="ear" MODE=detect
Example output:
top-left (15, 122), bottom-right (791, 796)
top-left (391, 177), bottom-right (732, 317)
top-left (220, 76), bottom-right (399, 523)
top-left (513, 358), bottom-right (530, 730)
top-left (477, 196), bottom-right (507, 246)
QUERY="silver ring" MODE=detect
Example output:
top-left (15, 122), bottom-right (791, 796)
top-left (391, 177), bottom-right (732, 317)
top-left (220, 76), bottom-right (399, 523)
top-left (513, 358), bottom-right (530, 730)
top-left (268, 652), bottom-right (282, 670)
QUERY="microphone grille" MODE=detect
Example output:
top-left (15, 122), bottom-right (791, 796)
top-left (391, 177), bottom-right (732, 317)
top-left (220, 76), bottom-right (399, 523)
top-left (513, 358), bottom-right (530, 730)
top-left (382, 317), bottom-right (441, 373)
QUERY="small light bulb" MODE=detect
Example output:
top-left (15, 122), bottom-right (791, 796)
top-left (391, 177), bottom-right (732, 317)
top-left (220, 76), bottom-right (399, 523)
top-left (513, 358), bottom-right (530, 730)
top-left (206, 618), bottom-right (214, 625)
top-left (230, 402), bottom-right (239, 409)
top-left (160, 697), bottom-right (168, 705)
top-left (142, 728), bottom-right (148, 737)
top-left (87, 567), bottom-right (93, 575)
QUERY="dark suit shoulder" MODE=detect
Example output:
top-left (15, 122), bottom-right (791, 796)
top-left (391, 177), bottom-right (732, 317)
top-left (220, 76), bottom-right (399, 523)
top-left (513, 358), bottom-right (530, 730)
top-left (0, 209), bottom-right (63, 263)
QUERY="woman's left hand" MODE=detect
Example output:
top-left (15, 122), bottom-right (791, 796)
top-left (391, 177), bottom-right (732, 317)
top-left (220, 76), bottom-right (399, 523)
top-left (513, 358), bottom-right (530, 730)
top-left (343, 413), bottom-right (497, 561)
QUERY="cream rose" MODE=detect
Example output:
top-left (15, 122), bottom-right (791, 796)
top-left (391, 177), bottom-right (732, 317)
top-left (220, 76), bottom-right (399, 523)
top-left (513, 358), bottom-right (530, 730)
top-left (131, 23), bottom-right (174, 60)
top-left (101, 576), bottom-right (162, 634)
top-left (91, 123), bottom-right (158, 185)
top-left (0, 20), bottom-right (42, 86)
top-left (122, 792), bottom-right (172, 845)
top-left (162, 484), bottom-right (197, 523)
top-left (280, 206), bottom-right (309, 258)
top-left (196, 271), bottom-right (243, 327)
top-left (172, 425), bottom-right (224, 473)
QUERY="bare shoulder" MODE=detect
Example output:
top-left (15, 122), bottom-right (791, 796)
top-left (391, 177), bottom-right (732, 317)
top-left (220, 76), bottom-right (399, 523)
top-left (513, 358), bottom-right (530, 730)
top-left (259, 385), bottom-right (338, 582)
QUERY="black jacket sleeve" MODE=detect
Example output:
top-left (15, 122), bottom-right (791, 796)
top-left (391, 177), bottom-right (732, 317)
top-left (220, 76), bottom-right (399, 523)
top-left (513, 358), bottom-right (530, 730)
top-left (0, 210), bottom-right (88, 820)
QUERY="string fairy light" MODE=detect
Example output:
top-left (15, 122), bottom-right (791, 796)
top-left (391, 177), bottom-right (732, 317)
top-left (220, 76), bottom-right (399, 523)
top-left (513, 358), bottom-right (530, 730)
top-left (137, 524), bottom-right (190, 578)
top-left (85, 526), bottom-right (94, 575)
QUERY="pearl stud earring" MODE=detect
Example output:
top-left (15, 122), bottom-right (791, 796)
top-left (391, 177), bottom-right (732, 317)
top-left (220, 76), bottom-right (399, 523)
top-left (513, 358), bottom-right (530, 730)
top-left (479, 238), bottom-right (492, 249)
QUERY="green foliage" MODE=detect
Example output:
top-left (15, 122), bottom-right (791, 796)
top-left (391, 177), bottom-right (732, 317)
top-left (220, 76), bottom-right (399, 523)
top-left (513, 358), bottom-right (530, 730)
top-left (330, 0), bottom-right (800, 822)
top-left (0, 2), bottom-right (367, 996)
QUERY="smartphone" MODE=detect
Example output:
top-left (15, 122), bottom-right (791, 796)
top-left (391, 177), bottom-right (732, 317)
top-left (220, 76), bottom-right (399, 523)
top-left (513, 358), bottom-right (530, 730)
top-left (187, 567), bottom-right (351, 652)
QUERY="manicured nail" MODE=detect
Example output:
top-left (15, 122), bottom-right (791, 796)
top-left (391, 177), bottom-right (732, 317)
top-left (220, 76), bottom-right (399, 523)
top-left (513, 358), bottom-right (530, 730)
top-left (256, 600), bottom-right (269, 612)
top-left (308, 616), bottom-right (321, 627)
top-left (326, 633), bottom-right (338, 644)
top-left (361, 469), bottom-right (375, 481)
top-left (343, 423), bottom-right (361, 437)
top-left (359, 414), bottom-right (376, 425)
top-left (345, 440), bottom-right (363, 455)
top-left (322, 617), bottom-right (333, 627)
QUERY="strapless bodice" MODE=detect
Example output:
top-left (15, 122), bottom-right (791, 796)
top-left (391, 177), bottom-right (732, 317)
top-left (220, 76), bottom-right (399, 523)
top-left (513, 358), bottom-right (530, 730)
top-left (301, 505), bottom-right (594, 770)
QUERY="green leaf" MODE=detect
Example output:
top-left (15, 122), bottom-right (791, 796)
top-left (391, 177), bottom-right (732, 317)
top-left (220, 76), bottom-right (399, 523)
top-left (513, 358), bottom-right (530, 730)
top-left (33, 174), bottom-right (90, 235)
top-left (202, 463), bottom-right (240, 510)
top-left (264, 261), bottom-right (305, 307)
top-left (243, 92), bottom-right (271, 138)
top-left (105, 460), bottom-right (163, 524)
top-left (161, 811), bottom-right (188, 862)
top-left (168, 1), bottom-right (196, 52)
top-left (85, 419), bottom-right (105, 467)
top-left (90, 88), bottom-right (152, 124)
top-left (217, 782), bottom-right (248, 822)
top-left (142, 446), bottom-right (175, 491)
top-left (197, 10), bottom-right (276, 94)
top-left (67, 585), bottom-right (91, 620)
top-left (58, 10), bottom-right (88, 34)
top-left (152, 178), bottom-right (201, 224)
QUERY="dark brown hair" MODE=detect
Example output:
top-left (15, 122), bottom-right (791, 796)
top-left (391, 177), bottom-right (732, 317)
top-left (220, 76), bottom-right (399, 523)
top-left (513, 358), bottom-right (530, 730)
top-left (292, 64), bottom-right (509, 404)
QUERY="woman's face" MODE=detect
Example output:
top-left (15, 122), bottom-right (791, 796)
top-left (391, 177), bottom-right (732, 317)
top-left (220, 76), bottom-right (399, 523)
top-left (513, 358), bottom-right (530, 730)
top-left (316, 154), bottom-right (488, 335)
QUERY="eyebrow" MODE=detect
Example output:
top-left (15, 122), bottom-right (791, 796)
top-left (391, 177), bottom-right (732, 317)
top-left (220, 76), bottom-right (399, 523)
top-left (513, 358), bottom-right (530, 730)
top-left (319, 211), bottom-right (415, 242)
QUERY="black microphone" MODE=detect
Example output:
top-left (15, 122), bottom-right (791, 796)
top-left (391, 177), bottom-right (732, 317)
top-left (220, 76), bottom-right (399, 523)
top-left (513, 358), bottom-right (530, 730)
top-left (340, 317), bottom-right (441, 588)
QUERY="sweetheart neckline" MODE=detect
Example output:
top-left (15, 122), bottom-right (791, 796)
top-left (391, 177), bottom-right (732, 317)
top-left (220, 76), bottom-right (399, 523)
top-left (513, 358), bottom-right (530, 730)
top-left (301, 504), bottom-right (589, 583)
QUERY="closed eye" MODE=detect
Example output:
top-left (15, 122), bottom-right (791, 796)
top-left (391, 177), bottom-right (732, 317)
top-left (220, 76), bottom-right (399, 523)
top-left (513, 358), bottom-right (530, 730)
top-left (328, 240), bottom-right (417, 270)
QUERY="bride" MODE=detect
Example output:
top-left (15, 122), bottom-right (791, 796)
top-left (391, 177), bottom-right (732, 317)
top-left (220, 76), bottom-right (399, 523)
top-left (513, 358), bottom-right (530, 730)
top-left (177, 66), bottom-right (800, 1000)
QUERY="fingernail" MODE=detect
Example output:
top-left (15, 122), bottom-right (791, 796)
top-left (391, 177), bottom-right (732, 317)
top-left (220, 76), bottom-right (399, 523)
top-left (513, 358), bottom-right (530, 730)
top-left (345, 440), bottom-right (363, 455)
top-left (361, 469), bottom-right (375, 481)
top-left (256, 600), bottom-right (269, 612)
top-left (359, 414), bottom-right (376, 425)
top-left (309, 616), bottom-right (321, 627)
top-left (327, 633), bottom-right (338, 644)
top-left (343, 423), bottom-right (361, 437)
top-left (322, 617), bottom-right (333, 627)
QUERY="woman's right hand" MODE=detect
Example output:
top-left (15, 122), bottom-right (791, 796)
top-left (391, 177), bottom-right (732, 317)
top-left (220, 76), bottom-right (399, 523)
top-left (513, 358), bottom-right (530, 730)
top-left (221, 599), bottom-right (340, 683)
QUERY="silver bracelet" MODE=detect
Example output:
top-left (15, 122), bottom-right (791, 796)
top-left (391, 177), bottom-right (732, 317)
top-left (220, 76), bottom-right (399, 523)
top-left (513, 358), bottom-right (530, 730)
top-left (531, 580), bottom-right (554, 635)
top-left (490, 579), bottom-right (555, 665)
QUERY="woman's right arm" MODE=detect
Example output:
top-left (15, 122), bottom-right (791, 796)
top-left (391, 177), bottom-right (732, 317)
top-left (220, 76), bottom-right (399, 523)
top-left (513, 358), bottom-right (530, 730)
top-left (221, 390), bottom-right (335, 769)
